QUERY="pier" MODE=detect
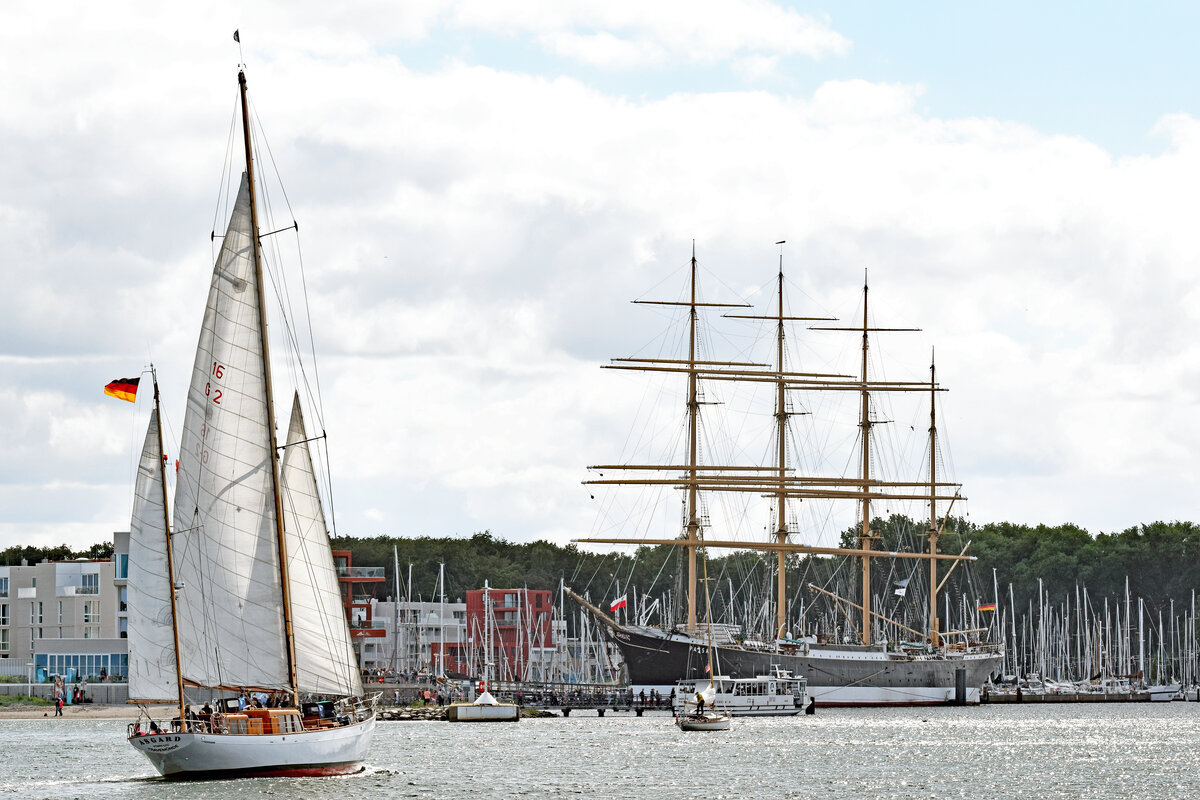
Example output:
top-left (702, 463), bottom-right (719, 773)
top-left (372, 679), bottom-right (675, 717)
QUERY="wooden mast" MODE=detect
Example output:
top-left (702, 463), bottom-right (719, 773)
top-left (858, 278), bottom-right (874, 645)
top-left (238, 68), bottom-right (299, 700)
top-left (151, 367), bottom-right (187, 721)
top-left (773, 247), bottom-right (787, 638)
top-left (928, 353), bottom-right (940, 647)
top-left (685, 244), bottom-right (700, 633)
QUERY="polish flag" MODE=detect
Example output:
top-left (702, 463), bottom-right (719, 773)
top-left (610, 595), bottom-right (628, 613)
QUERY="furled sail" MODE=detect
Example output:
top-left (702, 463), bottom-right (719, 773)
top-left (281, 395), bottom-right (363, 697)
top-left (126, 409), bottom-right (178, 703)
top-left (172, 174), bottom-right (290, 690)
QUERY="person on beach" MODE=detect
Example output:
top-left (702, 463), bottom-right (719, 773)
top-left (54, 696), bottom-right (63, 716)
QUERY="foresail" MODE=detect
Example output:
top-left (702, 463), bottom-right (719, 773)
top-left (282, 395), bottom-right (363, 697)
top-left (126, 409), bottom-right (178, 703)
top-left (172, 174), bottom-right (290, 691)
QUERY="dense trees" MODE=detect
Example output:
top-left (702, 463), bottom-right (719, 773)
top-left (9, 520), bottom-right (1199, 617)
top-left (0, 541), bottom-right (113, 565)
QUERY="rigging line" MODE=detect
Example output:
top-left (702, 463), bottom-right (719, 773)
top-left (211, 93), bottom-right (241, 251)
top-left (248, 93), bottom-right (327, 434)
top-left (277, 433), bottom-right (326, 451)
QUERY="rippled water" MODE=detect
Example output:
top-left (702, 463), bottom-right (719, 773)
top-left (4, 704), bottom-right (1199, 799)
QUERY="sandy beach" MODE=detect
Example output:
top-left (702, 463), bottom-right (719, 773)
top-left (0, 703), bottom-right (142, 720)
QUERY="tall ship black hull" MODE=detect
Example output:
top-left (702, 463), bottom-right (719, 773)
top-left (612, 625), bottom-right (1002, 706)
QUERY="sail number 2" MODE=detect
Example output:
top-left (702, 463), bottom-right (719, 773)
top-left (207, 362), bottom-right (226, 405)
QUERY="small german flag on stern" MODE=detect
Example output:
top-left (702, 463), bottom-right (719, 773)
top-left (104, 377), bottom-right (140, 403)
top-left (977, 603), bottom-right (997, 612)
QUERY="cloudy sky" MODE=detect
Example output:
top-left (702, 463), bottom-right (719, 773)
top-left (3, 1), bottom-right (1200, 552)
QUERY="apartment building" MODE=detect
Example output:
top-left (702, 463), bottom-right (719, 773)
top-left (0, 556), bottom-right (127, 682)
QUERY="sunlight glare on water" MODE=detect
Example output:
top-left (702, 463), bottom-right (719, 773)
top-left (2, 704), bottom-right (1199, 799)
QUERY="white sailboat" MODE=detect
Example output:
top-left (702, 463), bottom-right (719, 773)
top-left (126, 68), bottom-right (376, 779)
top-left (676, 559), bottom-right (732, 732)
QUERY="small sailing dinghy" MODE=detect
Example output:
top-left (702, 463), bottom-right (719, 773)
top-left (675, 558), bottom-right (732, 732)
top-left (676, 681), bottom-right (732, 731)
top-left (125, 68), bottom-right (376, 780)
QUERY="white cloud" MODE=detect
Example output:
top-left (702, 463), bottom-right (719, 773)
top-left (1, 3), bottom-right (1199, 552)
top-left (435, 0), bottom-right (850, 67)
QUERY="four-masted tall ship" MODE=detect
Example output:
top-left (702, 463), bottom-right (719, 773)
top-left (573, 247), bottom-right (1002, 706)
top-left (124, 68), bottom-right (376, 779)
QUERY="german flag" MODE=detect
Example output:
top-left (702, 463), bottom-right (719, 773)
top-left (977, 603), bottom-right (997, 612)
top-left (104, 377), bottom-right (140, 403)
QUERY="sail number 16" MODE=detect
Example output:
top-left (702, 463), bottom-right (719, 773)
top-left (206, 361), bottom-right (226, 405)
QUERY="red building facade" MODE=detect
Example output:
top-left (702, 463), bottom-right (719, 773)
top-left (464, 587), bottom-right (554, 681)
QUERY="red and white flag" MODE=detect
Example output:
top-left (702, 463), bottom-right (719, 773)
top-left (610, 595), bottom-right (627, 613)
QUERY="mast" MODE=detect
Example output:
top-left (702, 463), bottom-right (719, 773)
top-left (685, 244), bottom-right (701, 632)
top-left (858, 277), bottom-right (874, 645)
top-left (390, 546), bottom-right (400, 674)
top-left (152, 368), bottom-right (187, 719)
top-left (439, 562), bottom-right (446, 678)
top-left (928, 353), bottom-right (940, 647)
top-left (238, 69), bottom-right (298, 699)
top-left (773, 245), bottom-right (788, 638)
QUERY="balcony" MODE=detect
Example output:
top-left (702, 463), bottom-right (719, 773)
top-left (336, 566), bottom-right (385, 580)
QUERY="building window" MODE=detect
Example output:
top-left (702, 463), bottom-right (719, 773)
top-left (0, 629), bottom-right (6, 651)
top-left (119, 587), bottom-right (127, 613)
top-left (0, 577), bottom-right (7, 597)
top-left (58, 601), bottom-right (63, 625)
top-left (81, 573), bottom-right (99, 595)
top-left (0, 603), bottom-right (7, 626)
top-left (119, 618), bottom-right (127, 638)
top-left (83, 602), bottom-right (98, 624)
top-left (116, 554), bottom-right (128, 580)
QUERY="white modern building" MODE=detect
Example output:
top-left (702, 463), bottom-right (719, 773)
top-left (361, 598), bottom-right (467, 675)
top-left (0, 555), bottom-right (127, 683)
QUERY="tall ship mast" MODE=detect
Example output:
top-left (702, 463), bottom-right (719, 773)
top-left (571, 247), bottom-right (1002, 706)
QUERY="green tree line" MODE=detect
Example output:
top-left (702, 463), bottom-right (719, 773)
top-left (8, 519), bottom-right (1198, 619)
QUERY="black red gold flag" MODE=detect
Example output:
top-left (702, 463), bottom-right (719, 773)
top-left (104, 377), bottom-right (140, 403)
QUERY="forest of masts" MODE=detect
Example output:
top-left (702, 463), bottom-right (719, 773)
top-left (998, 578), bottom-right (1198, 687)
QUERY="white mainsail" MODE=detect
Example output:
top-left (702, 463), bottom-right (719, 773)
top-left (172, 174), bottom-right (290, 691)
top-left (281, 395), bottom-right (363, 696)
top-left (126, 408), bottom-right (178, 703)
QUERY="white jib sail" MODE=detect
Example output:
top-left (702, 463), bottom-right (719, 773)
top-left (172, 173), bottom-right (290, 690)
top-left (126, 408), bottom-right (178, 703)
top-left (281, 395), bottom-right (363, 697)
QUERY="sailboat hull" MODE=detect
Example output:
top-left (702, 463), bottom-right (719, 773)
top-left (129, 716), bottom-right (375, 780)
top-left (614, 627), bottom-right (1002, 706)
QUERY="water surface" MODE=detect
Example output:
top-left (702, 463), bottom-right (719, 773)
top-left (3, 704), bottom-right (1197, 799)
